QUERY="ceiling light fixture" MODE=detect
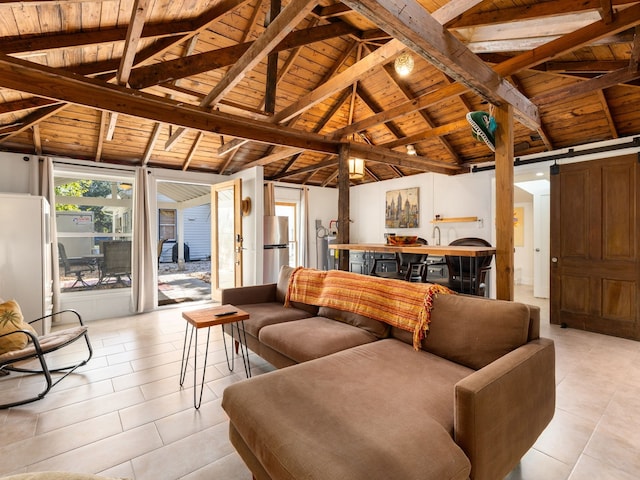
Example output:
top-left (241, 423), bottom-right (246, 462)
top-left (406, 144), bottom-right (417, 156)
top-left (348, 158), bottom-right (365, 180)
top-left (394, 52), bottom-right (414, 76)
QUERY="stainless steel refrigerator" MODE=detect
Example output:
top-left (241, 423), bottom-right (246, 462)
top-left (263, 216), bottom-right (289, 283)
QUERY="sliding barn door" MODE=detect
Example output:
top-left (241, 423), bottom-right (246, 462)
top-left (550, 154), bottom-right (640, 339)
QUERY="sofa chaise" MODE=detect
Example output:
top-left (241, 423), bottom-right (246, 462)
top-left (221, 267), bottom-right (555, 480)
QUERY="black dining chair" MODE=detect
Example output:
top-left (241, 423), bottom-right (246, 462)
top-left (370, 238), bottom-right (429, 282)
top-left (433, 237), bottom-right (493, 296)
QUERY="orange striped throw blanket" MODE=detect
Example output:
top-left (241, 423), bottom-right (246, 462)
top-left (285, 267), bottom-right (454, 350)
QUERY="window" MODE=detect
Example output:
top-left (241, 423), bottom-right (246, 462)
top-left (159, 209), bottom-right (176, 241)
top-left (55, 169), bottom-right (134, 291)
top-left (275, 202), bottom-right (298, 267)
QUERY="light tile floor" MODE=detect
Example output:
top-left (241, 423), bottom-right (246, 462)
top-left (1, 286), bottom-right (640, 479)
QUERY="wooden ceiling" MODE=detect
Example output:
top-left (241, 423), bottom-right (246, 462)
top-left (1, 0), bottom-right (639, 187)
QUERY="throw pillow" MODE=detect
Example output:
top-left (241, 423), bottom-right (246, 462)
top-left (0, 299), bottom-right (38, 355)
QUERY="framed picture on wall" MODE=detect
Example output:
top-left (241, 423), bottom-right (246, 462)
top-left (385, 187), bottom-right (419, 228)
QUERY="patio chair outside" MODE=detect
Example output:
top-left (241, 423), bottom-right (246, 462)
top-left (99, 240), bottom-right (132, 285)
top-left (58, 242), bottom-right (95, 288)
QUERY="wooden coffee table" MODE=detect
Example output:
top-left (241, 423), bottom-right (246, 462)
top-left (180, 304), bottom-right (251, 409)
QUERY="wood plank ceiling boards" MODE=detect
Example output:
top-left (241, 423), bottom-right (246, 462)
top-left (0, 0), bottom-right (640, 185)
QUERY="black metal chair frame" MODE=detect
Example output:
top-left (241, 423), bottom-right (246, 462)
top-left (58, 242), bottom-right (95, 288)
top-left (370, 238), bottom-right (429, 282)
top-left (0, 309), bottom-right (93, 409)
top-left (444, 237), bottom-right (493, 296)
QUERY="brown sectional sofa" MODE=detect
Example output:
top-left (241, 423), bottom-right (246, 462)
top-left (221, 267), bottom-right (555, 480)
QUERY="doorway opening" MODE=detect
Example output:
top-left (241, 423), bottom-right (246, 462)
top-left (156, 181), bottom-right (212, 306)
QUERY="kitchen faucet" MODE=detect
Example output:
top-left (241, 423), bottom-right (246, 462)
top-left (432, 225), bottom-right (441, 246)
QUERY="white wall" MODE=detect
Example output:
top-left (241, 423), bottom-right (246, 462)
top-left (350, 170), bottom-right (493, 244)
top-left (306, 185), bottom-right (339, 269)
top-left (0, 153), bottom-right (38, 194)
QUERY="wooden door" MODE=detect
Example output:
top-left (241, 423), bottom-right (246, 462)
top-left (550, 154), bottom-right (640, 339)
top-left (211, 179), bottom-right (242, 301)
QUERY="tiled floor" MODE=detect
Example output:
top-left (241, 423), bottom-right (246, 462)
top-left (1, 286), bottom-right (640, 479)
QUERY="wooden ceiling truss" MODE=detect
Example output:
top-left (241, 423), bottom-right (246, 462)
top-left (0, 0), bottom-right (640, 185)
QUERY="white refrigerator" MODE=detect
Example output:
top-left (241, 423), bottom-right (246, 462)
top-left (0, 194), bottom-right (53, 334)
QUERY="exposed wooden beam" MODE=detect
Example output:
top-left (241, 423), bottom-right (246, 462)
top-left (341, 0), bottom-right (539, 129)
top-left (32, 124), bottom-right (41, 155)
top-left (532, 67), bottom-right (640, 104)
top-left (118, 0), bottom-right (150, 85)
top-left (494, 3), bottom-right (640, 77)
top-left (599, 0), bottom-right (614, 23)
top-left (0, 104), bottom-right (66, 144)
top-left (379, 119), bottom-right (470, 149)
top-left (265, 0), bottom-right (282, 114)
top-left (545, 60), bottom-right (630, 72)
top-left (631, 26), bottom-right (640, 71)
top-left (0, 53), bottom-right (454, 172)
top-left (597, 90), bottom-right (619, 138)
top-left (128, 22), bottom-right (357, 89)
top-left (96, 111), bottom-right (108, 161)
top-left (106, 0), bottom-right (151, 141)
top-left (273, 38), bottom-right (406, 124)
top-left (0, 21), bottom-right (193, 55)
top-left (508, 75), bottom-right (554, 151)
top-left (71, 0), bottom-right (251, 77)
top-left (339, 3), bottom-right (640, 138)
top-left (141, 122), bottom-right (162, 165)
top-left (164, 0), bottom-right (316, 149)
top-left (182, 132), bottom-right (204, 170)
top-left (0, 97), bottom-right (61, 115)
top-left (380, 62), bottom-right (460, 163)
top-left (446, 0), bottom-right (636, 29)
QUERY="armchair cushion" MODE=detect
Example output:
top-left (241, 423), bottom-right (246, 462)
top-left (0, 300), bottom-right (37, 355)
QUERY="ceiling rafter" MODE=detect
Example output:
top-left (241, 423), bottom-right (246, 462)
top-left (105, 0), bottom-right (151, 141)
top-left (507, 75), bottom-right (554, 151)
top-left (379, 62), bottom-right (460, 163)
top-left (175, 0), bottom-right (265, 171)
top-left (341, 0), bottom-right (539, 129)
top-left (218, 38), bottom-right (358, 161)
top-left (164, 0), bottom-right (317, 149)
top-left (216, 16), bottom-right (323, 157)
top-left (446, 0), bottom-right (636, 29)
top-left (337, 3), bottom-right (640, 139)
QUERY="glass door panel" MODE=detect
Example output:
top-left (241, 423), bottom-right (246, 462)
top-left (212, 179), bottom-right (242, 300)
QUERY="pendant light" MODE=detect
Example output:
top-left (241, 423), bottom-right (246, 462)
top-left (394, 52), bottom-right (414, 76)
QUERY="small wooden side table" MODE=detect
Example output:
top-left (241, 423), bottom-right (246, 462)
top-left (180, 304), bottom-right (251, 409)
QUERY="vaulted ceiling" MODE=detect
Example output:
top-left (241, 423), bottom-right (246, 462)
top-left (0, 0), bottom-right (639, 187)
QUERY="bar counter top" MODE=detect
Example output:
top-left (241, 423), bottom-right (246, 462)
top-left (329, 243), bottom-right (496, 257)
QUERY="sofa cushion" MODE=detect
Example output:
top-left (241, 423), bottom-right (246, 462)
top-left (317, 306), bottom-right (390, 338)
top-left (424, 294), bottom-right (531, 370)
top-left (276, 265), bottom-right (318, 315)
top-left (235, 302), bottom-right (314, 338)
top-left (259, 316), bottom-right (378, 363)
top-left (222, 339), bottom-right (472, 480)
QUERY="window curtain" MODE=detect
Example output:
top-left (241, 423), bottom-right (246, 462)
top-left (264, 182), bottom-right (275, 216)
top-left (41, 157), bottom-right (60, 313)
top-left (300, 187), bottom-right (309, 266)
top-left (132, 167), bottom-right (155, 313)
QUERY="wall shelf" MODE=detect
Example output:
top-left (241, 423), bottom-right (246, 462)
top-left (430, 216), bottom-right (478, 223)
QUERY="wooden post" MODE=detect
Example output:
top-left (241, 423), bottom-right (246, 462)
top-left (494, 103), bottom-right (515, 300)
top-left (337, 144), bottom-right (350, 271)
top-left (264, 0), bottom-right (281, 114)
